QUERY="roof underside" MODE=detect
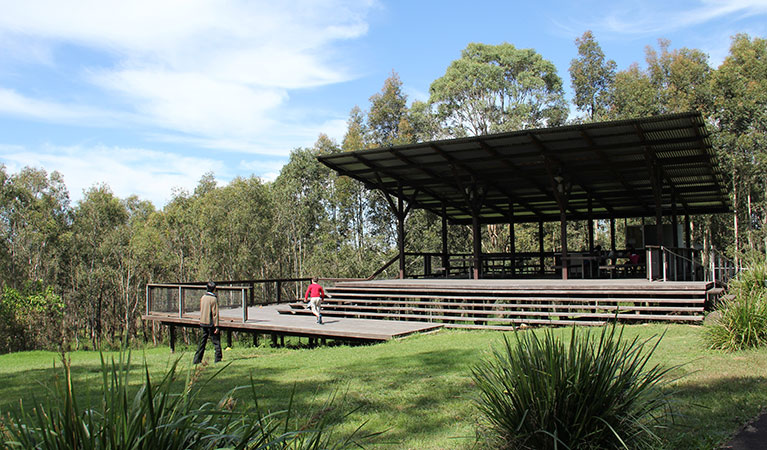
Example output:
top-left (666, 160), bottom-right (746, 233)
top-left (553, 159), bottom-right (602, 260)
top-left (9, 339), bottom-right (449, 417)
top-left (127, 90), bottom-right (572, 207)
top-left (318, 112), bottom-right (730, 225)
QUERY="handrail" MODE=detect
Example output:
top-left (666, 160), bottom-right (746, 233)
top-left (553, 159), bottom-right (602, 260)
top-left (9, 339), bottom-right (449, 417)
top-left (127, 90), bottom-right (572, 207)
top-left (147, 283), bottom-right (251, 289)
top-left (152, 276), bottom-right (312, 286)
top-left (146, 283), bottom-right (251, 322)
top-left (645, 245), bottom-right (738, 284)
top-left (365, 253), bottom-right (401, 280)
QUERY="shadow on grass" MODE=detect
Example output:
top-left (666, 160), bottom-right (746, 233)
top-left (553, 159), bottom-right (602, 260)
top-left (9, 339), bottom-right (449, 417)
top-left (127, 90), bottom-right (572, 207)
top-left (662, 375), bottom-right (767, 449)
top-left (180, 346), bottom-right (481, 447)
top-left (1, 342), bottom-right (483, 449)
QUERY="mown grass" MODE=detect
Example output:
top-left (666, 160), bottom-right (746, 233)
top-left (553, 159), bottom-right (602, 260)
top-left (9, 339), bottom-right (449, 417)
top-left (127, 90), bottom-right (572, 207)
top-left (1, 324), bottom-right (766, 449)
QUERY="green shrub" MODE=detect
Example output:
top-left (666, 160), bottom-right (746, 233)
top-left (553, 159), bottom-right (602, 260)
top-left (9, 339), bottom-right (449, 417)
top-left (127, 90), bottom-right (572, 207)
top-left (705, 257), bottom-right (767, 352)
top-left (0, 282), bottom-right (64, 354)
top-left (471, 325), bottom-right (674, 450)
top-left (705, 290), bottom-right (767, 352)
top-left (0, 350), bottom-right (377, 449)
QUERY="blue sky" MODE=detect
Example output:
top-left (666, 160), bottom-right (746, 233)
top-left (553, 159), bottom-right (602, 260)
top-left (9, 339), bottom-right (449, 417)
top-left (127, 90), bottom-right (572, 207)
top-left (1, 0), bottom-right (766, 207)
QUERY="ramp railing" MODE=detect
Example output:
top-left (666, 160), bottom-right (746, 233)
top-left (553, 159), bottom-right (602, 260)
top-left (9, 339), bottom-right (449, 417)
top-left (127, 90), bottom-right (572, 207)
top-left (146, 277), bottom-right (312, 323)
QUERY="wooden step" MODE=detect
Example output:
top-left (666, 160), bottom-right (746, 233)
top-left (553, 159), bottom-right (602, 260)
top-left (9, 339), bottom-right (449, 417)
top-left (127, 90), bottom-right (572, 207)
top-left (290, 301), bottom-right (704, 314)
top-left (328, 286), bottom-right (709, 296)
top-left (322, 294), bottom-right (706, 305)
top-left (280, 304), bottom-right (702, 323)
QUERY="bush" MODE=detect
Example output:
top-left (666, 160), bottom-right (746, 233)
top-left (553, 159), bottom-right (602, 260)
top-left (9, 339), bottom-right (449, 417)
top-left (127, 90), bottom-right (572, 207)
top-left (0, 350), bottom-right (377, 449)
top-left (471, 325), bottom-right (674, 450)
top-left (0, 281), bottom-right (64, 353)
top-left (705, 258), bottom-right (767, 352)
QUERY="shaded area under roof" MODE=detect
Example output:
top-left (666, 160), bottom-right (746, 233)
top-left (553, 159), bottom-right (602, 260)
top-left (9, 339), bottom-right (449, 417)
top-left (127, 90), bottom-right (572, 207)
top-left (318, 112), bottom-right (730, 225)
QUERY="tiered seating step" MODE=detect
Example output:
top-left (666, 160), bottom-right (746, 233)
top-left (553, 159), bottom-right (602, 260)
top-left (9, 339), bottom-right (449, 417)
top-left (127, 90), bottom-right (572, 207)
top-left (277, 279), bottom-right (713, 329)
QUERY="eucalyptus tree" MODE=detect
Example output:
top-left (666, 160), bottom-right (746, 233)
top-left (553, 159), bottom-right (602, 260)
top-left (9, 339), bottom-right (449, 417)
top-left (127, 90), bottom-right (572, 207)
top-left (338, 106), bottom-right (369, 255)
top-left (197, 176), bottom-right (275, 280)
top-left (273, 141), bottom-right (335, 278)
top-left (712, 34), bottom-right (767, 257)
top-left (429, 42), bottom-right (568, 137)
top-left (609, 64), bottom-right (659, 119)
top-left (70, 185), bottom-right (129, 348)
top-left (366, 73), bottom-right (413, 248)
top-left (368, 71), bottom-right (412, 146)
top-left (569, 30), bottom-right (616, 122)
top-left (645, 39), bottom-right (713, 114)
top-left (610, 39), bottom-right (712, 119)
top-left (0, 167), bottom-right (70, 288)
top-left (408, 100), bottom-right (439, 142)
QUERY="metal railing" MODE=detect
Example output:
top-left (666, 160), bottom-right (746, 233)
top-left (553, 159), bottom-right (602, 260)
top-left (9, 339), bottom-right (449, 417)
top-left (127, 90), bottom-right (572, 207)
top-left (645, 246), bottom-right (738, 284)
top-left (146, 277), bottom-right (313, 322)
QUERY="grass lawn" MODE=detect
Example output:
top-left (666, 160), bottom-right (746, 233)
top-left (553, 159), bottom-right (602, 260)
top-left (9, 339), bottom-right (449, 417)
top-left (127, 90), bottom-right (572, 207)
top-left (1, 324), bottom-right (766, 449)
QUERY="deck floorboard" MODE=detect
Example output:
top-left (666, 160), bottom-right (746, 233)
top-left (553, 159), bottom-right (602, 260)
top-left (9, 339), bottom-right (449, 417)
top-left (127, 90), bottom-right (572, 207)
top-left (143, 303), bottom-right (442, 342)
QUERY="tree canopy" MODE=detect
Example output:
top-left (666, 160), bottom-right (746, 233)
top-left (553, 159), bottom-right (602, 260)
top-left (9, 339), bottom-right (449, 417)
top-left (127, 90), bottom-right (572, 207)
top-left (429, 42), bottom-right (568, 136)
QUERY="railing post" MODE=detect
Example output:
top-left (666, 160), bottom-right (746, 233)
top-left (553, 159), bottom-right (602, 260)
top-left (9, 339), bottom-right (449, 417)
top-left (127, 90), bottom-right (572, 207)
top-left (647, 248), bottom-right (653, 281)
top-left (242, 288), bottom-right (247, 323)
top-left (662, 247), bottom-right (668, 282)
top-left (178, 286), bottom-right (183, 318)
top-left (146, 284), bottom-right (151, 315)
top-left (276, 280), bottom-right (281, 303)
top-left (717, 254), bottom-right (721, 283)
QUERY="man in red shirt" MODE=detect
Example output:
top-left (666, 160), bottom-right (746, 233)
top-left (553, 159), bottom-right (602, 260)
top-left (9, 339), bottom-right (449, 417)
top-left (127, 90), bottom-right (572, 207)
top-left (304, 276), bottom-right (326, 324)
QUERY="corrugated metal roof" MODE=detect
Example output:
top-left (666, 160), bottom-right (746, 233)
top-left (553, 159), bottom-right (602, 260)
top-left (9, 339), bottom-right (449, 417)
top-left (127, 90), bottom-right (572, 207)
top-left (318, 112), bottom-right (730, 224)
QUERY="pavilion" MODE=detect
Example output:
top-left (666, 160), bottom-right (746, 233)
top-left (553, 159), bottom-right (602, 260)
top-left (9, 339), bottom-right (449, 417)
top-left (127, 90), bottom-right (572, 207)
top-left (143, 112), bottom-right (734, 341)
top-left (318, 111), bottom-right (730, 281)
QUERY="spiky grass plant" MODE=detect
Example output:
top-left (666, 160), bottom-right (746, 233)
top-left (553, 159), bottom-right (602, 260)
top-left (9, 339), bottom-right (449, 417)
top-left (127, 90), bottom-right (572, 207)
top-left (705, 290), bottom-right (767, 351)
top-left (0, 350), bottom-right (377, 449)
top-left (705, 256), bottom-right (767, 352)
top-left (471, 325), bottom-right (675, 450)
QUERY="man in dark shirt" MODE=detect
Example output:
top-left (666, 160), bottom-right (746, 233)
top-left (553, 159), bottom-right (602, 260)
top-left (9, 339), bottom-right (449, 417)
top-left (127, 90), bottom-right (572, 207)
top-left (193, 281), bottom-right (222, 364)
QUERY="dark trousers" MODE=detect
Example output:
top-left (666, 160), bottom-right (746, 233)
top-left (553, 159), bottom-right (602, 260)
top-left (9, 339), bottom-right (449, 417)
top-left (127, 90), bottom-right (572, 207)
top-left (193, 325), bottom-right (222, 364)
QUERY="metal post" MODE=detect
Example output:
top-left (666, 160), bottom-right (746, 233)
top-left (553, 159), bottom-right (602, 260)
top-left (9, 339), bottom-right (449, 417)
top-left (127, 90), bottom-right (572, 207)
top-left (276, 281), bottom-right (281, 303)
top-left (169, 325), bottom-right (176, 353)
top-left (538, 221), bottom-right (545, 275)
top-left (610, 218), bottom-right (616, 264)
top-left (146, 284), bottom-right (151, 315)
top-left (242, 288), bottom-right (247, 323)
top-left (442, 206), bottom-right (449, 278)
top-left (647, 248), bottom-right (653, 281)
top-left (178, 286), bottom-right (183, 318)
top-left (398, 196), bottom-right (406, 279)
top-left (662, 248), bottom-right (668, 282)
top-left (472, 213), bottom-right (481, 280)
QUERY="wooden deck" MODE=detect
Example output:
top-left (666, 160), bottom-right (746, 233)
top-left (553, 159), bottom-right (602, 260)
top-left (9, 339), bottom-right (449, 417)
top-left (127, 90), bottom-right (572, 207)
top-left (142, 303), bottom-right (443, 343)
top-left (145, 278), bottom-right (721, 348)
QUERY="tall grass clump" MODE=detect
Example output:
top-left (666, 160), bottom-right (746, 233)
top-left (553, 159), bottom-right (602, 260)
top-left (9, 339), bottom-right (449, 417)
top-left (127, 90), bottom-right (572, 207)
top-left (705, 257), bottom-right (767, 351)
top-left (471, 325), bottom-right (675, 450)
top-left (0, 350), bottom-right (377, 449)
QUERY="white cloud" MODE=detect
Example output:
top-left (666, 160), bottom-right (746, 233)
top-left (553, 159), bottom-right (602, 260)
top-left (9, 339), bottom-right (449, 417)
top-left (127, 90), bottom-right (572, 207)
top-left (0, 0), bottom-right (374, 153)
top-left (0, 87), bottom-right (121, 124)
top-left (90, 69), bottom-right (287, 138)
top-left (0, 144), bottom-right (227, 207)
top-left (148, 117), bottom-right (349, 156)
top-left (597, 0), bottom-right (767, 35)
